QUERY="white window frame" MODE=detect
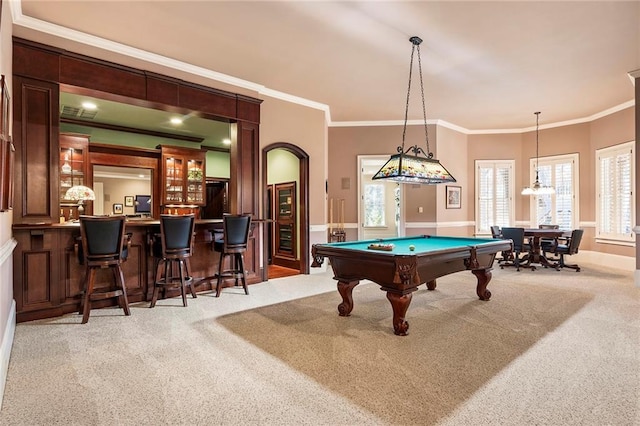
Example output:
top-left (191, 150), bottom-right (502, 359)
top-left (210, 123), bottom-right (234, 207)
top-left (528, 153), bottom-right (580, 229)
top-left (595, 141), bottom-right (635, 245)
top-left (475, 160), bottom-right (515, 235)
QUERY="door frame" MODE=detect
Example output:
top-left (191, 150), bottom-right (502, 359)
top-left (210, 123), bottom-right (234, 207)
top-left (262, 142), bottom-right (310, 274)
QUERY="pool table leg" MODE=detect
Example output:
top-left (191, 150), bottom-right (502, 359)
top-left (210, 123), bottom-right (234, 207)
top-left (337, 279), bottom-right (360, 316)
top-left (472, 268), bottom-right (493, 301)
top-left (386, 291), bottom-right (412, 336)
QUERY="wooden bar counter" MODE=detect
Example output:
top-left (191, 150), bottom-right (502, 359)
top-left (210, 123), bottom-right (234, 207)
top-left (13, 218), bottom-right (264, 322)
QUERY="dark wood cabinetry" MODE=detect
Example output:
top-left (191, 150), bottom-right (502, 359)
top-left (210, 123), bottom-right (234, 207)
top-left (202, 179), bottom-right (229, 219)
top-left (12, 38), bottom-right (266, 321)
top-left (273, 182), bottom-right (298, 269)
top-left (160, 145), bottom-right (206, 207)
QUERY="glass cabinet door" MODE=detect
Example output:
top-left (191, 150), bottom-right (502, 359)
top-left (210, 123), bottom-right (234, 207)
top-left (274, 182), bottom-right (296, 260)
top-left (60, 146), bottom-right (86, 201)
top-left (165, 156), bottom-right (184, 203)
top-left (186, 159), bottom-right (204, 203)
top-left (59, 133), bottom-right (89, 220)
top-left (160, 146), bottom-right (206, 207)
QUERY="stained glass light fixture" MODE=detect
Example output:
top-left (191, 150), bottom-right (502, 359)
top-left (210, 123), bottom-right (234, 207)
top-left (372, 36), bottom-right (456, 184)
top-left (65, 185), bottom-right (96, 214)
top-left (521, 112), bottom-right (555, 195)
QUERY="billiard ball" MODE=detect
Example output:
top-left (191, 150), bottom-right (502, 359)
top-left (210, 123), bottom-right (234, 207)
top-left (409, 245), bottom-right (415, 251)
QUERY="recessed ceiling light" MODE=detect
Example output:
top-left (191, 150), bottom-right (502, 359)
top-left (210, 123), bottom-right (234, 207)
top-left (170, 117), bottom-right (183, 125)
top-left (82, 101), bottom-right (97, 110)
top-left (223, 138), bottom-right (231, 145)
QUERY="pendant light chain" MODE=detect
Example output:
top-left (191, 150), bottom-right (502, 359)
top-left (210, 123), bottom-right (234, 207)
top-left (400, 43), bottom-right (416, 152)
top-left (371, 35), bottom-right (456, 184)
top-left (416, 40), bottom-right (432, 158)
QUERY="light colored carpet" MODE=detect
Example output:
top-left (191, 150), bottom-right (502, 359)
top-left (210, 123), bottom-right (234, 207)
top-left (0, 264), bottom-right (638, 425)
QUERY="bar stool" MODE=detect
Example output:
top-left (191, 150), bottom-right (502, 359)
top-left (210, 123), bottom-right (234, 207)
top-left (78, 215), bottom-right (131, 324)
top-left (213, 214), bottom-right (252, 297)
top-left (150, 214), bottom-right (197, 307)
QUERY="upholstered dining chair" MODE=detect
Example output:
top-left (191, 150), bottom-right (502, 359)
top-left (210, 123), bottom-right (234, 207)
top-left (490, 225), bottom-right (502, 239)
top-left (150, 214), bottom-right (197, 307)
top-left (539, 224), bottom-right (560, 259)
top-left (213, 214), bottom-right (252, 297)
top-left (499, 227), bottom-right (535, 271)
top-left (78, 215), bottom-right (131, 323)
top-left (548, 228), bottom-right (584, 272)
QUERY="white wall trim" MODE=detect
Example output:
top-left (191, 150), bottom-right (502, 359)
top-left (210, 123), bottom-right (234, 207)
top-left (0, 300), bottom-right (15, 410)
top-left (405, 222), bottom-right (437, 228)
top-left (570, 250), bottom-right (635, 272)
top-left (0, 238), bottom-right (17, 266)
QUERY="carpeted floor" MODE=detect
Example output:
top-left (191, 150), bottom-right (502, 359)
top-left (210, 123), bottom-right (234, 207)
top-left (0, 263), bottom-right (638, 425)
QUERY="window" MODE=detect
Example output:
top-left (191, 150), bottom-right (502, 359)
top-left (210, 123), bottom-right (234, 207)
top-left (475, 160), bottom-right (514, 234)
top-left (596, 141), bottom-right (635, 243)
top-left (528, 153), bottom-right (579, 230)
top-left (363, 183), bottom-right (386, 227)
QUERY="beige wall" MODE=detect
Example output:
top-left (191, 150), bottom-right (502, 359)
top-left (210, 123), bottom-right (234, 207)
top-left (328, 125), bottom-right (443, 228)
top-left (434, 125), bottom-right (469, 236)
top-left (329, 107), bottom-right (635, 257)
top-left (0, 0), bottom-right (13, 405)
top-left (259, 97), bottom-right (326, 226)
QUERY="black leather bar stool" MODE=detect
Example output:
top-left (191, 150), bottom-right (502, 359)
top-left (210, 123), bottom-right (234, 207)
top-left (150, 214), bottom-right (197, 307)
top-left (78, 215), bottom-right (131, 324)
top-left (213, 214), bottom-right (252, 297)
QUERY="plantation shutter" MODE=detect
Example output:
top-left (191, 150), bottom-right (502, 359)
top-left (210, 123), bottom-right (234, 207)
top-left (476, 160), bottom-right (513, 234)
top-left (597, 143), bottom-right (634, 239)
top-left (532, 154), bottom-right (578, 229)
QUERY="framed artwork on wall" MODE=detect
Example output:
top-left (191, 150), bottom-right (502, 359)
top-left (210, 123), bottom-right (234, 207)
top-left (0, 74), bottom-right (13, 211)
top-left (446, 185), bottom-right (461, 209)
top-left (113, 203), bottom-right (123, 214)
top-left (124, 195), bottom-right (134, 207)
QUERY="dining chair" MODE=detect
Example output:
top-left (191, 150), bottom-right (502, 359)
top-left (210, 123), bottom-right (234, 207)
top-left (539, 224), bottom-right (560, 259)
top-left (499, 227), bottom-right (535, 271)
top-left (549, 228), bottom-right (584, 271)
top-left (213, 214), bottom-right (252, 297)
top-left (150, 214), bottom-right (197, 307)
top-left (78, 215), bottom-right (131, 323)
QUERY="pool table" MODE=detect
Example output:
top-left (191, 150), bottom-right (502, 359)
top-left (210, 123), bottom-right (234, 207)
top-left (311, 235), bottom-right (512, 336)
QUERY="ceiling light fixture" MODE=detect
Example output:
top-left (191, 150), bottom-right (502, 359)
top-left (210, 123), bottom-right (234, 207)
top-left (170, 117), bottom-right (183, 125)
top-left (521, 111), bottom-right (555, 195)
top-left (372, 36), bottom-right (456, 184)
top-left (81, 101), bottom-right (97, 110)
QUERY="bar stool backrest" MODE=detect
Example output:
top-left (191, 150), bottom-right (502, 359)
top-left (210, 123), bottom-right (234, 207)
top-left (160, 214), bottom-right (196, 259)
top-left (223, 214), bottom-right (251, 252)
top-left (80, 215), bottom-right (127, 266)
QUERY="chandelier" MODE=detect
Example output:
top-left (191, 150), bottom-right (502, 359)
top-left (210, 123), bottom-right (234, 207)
top-left (372, 36), bottom-right (456, 184)
top-left (521, 111), bottom-right (555, 195)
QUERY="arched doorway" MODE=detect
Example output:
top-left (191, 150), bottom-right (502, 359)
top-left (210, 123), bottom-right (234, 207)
top-left (262, 143), bottom-right (310, 277)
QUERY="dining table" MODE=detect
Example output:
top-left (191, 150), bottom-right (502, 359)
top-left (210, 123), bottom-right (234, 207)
top-left (522, 228), bottom-right (569, 269)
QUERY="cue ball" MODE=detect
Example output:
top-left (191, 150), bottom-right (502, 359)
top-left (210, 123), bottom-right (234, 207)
top-left (409, 245), bottom-right (415, 251)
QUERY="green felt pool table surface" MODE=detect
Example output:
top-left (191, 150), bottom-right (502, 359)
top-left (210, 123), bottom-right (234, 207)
top-left (321, 235), bottom-right (503, 256)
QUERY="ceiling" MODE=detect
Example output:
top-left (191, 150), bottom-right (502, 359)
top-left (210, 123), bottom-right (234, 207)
top-left (59, 92), bottom-right (231, 149)
top-left (12, 1), bottom-right (640, 132)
